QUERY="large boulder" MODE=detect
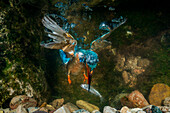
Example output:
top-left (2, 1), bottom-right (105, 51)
top-left (149, 83), bottom-right (170, 106)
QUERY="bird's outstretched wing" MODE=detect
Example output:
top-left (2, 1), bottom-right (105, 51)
top-left (40, 15), bottom-right (77, 55)
top-left (90, 17), bottom-right (127, 52)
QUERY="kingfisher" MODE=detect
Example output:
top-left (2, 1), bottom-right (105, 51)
top-left (40, 15), bottom-right (126, 90)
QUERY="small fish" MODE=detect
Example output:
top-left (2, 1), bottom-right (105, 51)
top-left (80, 84), bottom-right (104, 102)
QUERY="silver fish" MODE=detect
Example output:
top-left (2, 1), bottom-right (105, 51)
top-left (80, 84), bottom-right (104, 102)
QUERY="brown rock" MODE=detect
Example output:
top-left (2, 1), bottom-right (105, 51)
top-left (122, 71), bottom-right (130, 84)
top-left (120, 90), bottom-right (149, 108)
top-left (76, 100), bottom-right (99, 112)
top-left (149, 83), bottom-right (170, 106)
top-left (46, 104), bottom-right (56, 111)
top-left (51, 98), bottom-right (64, 109)
top-left (9, 95), bottom-right (37, 110)
top-left (63, 102), bottom-right (79, 112)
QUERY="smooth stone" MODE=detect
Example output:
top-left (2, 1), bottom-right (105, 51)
top-left (111, 93), bottom-right (129, 109)
top-left (40, 102), bottom-right (47, 108)
top-left (136, 110), bottom-right (146, 113)
top-left (9, 95), bottom-right (37, 110)
top-left (16, 105), bottom-right (27, 113)
top-left (3, 108), bottom-right (10, 113)
top-left (10, 109), bottom-right (17, 113)
top-left (120, 106), bottom-right (131, 113)
top-left (39, 107), bottom-right (48, 112)
top-left (149, 83), bottom-right (170, 106)
top-left (103, 106), bottom-right (117, 113)
top-left (53, 106), bottom-right (70, 113)
top-left (92, 110), bottom-right (101, 113)
top-left (27, 107), bottom-right (39, 113)
top-left (46, 104), bottom-right (55, 111)
top-left (33, 111), bottom-right (48, 113)
top-left (130, 108), bottom-right (143, 113)
top-left (51, 98), bottom-right (64, 109)
top-left (121, 90), bottom-right (149, 108)
top-left (151, 105), bottom-right (162, 113)
top-left (142, 105), bottom-right (153, 113)
top-left (63, 102), bottom-right (79, 112)
top-left (163, 97), bottom-right (170, 107)
top-left (73, 109), bottom-right (90, 113)
top-left (76, 100), bottom-right (99, 112)
top-left (158, 106), bottom-right (170, 113)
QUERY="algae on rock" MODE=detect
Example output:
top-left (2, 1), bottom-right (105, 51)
top-left (0, 0), bottom-right (49, 107)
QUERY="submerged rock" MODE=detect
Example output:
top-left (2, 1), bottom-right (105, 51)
top-left (63, 102), bottom-right (79, 112)
top-left (158, 106), bottom-right (170, 113)
top-left (73, 109), bottom-right (90, 113)
top-left (53, 106), bottom-right (70, 113)
top-left (39, 107), bottom-right (48, 112)
top-left (151, 105), bottom-right (162, 113)
top-left (163, 97), bottom-right (170, 107)
top-left (27, 107), bottom-right (39, 113)
top-left (51, 98), bottom-right (64, 109)
top-left (142, 105), bottom-right (153, 113)
top-left (149, 83), bottom-right (170, 106)
top-left (16, 105), bottom-right (27, 113)
top-left (121, 90), bottom-right (149, 108)
top-left (103, 106), bottom-right (117, 113)
top-left (111, 93), bottom-right (129, 109)
top-left (130, 108), bottom-right (143, 113)
top-left (92, 110), bottom-right (101, 113)
top-left (9, 95), bottom-right (37, 110)
top-left (46, 104), bottom-right (56, 111)
top-left (120, 106), bottom-right (131, 113)
top-left (76, 100), bottom-right (99, 112)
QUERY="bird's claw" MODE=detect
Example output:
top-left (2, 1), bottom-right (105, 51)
top-left (68, 75), bottom-right (71, 84)
top-left (83, 74), bottom-right (88, 83)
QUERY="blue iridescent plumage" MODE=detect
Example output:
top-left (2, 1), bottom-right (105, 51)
top-left (40, 15), bottom-right (126, 90)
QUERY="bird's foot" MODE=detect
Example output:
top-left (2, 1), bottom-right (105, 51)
top-left (68, 75), bottom-right (71, 84)
top-left (83, 74), bottom-right (88, 83)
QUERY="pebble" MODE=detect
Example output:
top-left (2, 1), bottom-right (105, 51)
top-left (33, 111), bottom-right (48, 113)
top-left (130, 108), bottom-right (143, 113)
top-left (163, 97), bottom-right (170, 107)
top-left (39, 107), bottom-right (48, 112)
top-left (16, 105), bottom-right (27, 113)
top-left (53, 106), bottom-right (70, 113)
top-left (63, 102), bottom-right (79, 112)
top-left (27, 107), bottom-right (39, 113)
top-left (92, 110), bottom-right (101, 113)
top-left (151, 105), bottom-right (162, 113)
top-left (9, 95), bottom-right (37, 110)
top-left (46, 104), bottom-right (55, 111)
top-left (142, 105), bottom-right (153, 113)
top-left (120, 106), bottom-right (131, 113)
top-left (103, 106), bottom-right (117, 113)
top-left (158, 106), bottom-right (170, 113)
top-left (51, 98), bottom-right (64, 109)
top-left (73, 109), bottom-right (90, 113)
top-left (76, 100), bottom-right (99, 112)
top-left (3, 108), bottom-right (10, 113)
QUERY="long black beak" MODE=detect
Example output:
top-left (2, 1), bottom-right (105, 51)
top-left (88, 70), bottom-right (92, 91)
top-left (86, 63), bottom-right (92, 92)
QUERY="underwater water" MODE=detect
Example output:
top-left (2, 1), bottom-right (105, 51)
top-left (0, 0), bottom-right (170, 112)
